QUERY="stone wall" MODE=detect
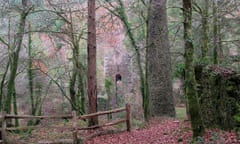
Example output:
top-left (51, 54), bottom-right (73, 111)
top-left (102, 51), bottom-right (144, 120)
top-left (196, 65), bottom-right (240, 129)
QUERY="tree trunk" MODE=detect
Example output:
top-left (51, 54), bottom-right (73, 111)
top-left (12, 86), bottom-right (19, 126)
top-left (217, 2), bottom-right (223, 63)
top-left (213, 0), bottom-right (218, 64)
top-left (4, 1), bottom-right (29, 114)
top-left (201, 0), bottom-right (209, 59)
top-left (148, 0), bottom-right (175, 117)
top-left (183, 0), bottom-right (204, 138)
top-left (144, 2), bottom-right (150, 121)
top-left (27, 23), bottom-right (35, 115)
top-left (69, 70), bottom-right (77, 110)
top-left (77, 73), bottom-right (85, 115)
top-left (0, 61), bottom-right (9, 111)
top-left (87, 0), bottom-right (98, 126)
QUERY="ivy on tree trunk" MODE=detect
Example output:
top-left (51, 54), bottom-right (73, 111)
top-left (200, 0), bottom-right (209, 59)
top-left (183, 0), bottom-right (205, 138)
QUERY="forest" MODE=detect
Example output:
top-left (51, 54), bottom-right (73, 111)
top-left (0, 0), bottom-right (239, 143)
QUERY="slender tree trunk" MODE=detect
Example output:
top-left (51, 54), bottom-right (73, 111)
top-left (183, 0), bottom-right (204, 138)
top-left (212, 0), bottom-right (223, 64)
top-left (148, 0), bottom-right (175, 117)
top-left (69, 70), bottom-right (77, 110)
top-left (69, 10), bottom-right (77, 113)
top-left (4, 9), bottom-right (28, 114)
top-left (88, 0), bottom-right (98, 126)
top-left (27, 44), bottom-right (40, 127)
top-left (12, 86), bottom-right (19, 126)
top-left (217, 8), bottom-right (223, 63)
top-left (0, 61), bottom-right (9, 111)
top-left (144, 2), bottom-right (150, 121)
top-left (0, 19), bottom-right (11, 111)
top-left (3, 0), bottom-right (31, 127)
top-left (66, 10), bottom-right (86, 115)
top-left (201, 0), bottom-right (209, 59)
top-left (77, 73), bottom-right (85, 114)
top-left (213, 0), bottom-right (218, 64)
top-left (27, 23), bottom-right (35, 115)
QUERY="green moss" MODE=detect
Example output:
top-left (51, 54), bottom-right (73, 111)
top-left (176, 107), bottom-right (187, 120)
top-left (196, 65), bottom-right (240, 129)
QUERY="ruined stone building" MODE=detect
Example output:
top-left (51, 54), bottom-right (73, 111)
top-left (101, 47), bottom-right (144, 120)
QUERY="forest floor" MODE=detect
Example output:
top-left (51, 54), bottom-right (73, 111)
top-left (6, 107), bottom-right (240, 144)
top-left (87, 117), bottom-right (240, 144)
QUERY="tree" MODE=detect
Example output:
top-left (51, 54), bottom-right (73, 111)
top-left (3, 0), bottom-right (32, 121)
top-left (102, 0), bottom-right (176, 120)
top-left (212, 0), bottom-right (223, 64)
top-left (27, 23), bottom-right (35, 115)
top-left (46, 1), bottom-right (87, 115)
top-left (147, 0), bottom-right (175, 117)
top-left (200, 0), bottom-right (209, 59)
top-left (0, 0), bottom-right (32, 126)
top-left (88, 0), bottom-right (98, 126)
top-left (0, 18), bottom-right (10, 112)
top-left (183, 0), bottom-right (204, 138)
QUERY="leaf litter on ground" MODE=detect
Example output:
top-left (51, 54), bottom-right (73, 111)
top-left (7, 117), bottom-right (240, 144)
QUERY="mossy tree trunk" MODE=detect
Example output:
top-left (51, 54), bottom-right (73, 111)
top-left (201, 0), bottom-right (209, 59)
top-left (0, 19), bottom-right (10, 111)
top-left (183, 0), bottom-right (204, 138)
top-left (104, 77), bottom-right (113, 120)
top-left (0, 57), bottom-right (9, 112)
top-left (26, 23), bottom-right (44, 125)
top-left (148, 0), bottom-right (175, 117)
top-left (68, 9), bottom-right (86, 115)
top-left (27, 23), bottom-right (35, 115)
top-left (212, 0), bottom-right (223, 64)
top-left (213, 0), bottom-right (218, 64)
top-left (4, 0), bottom-right (31, 114)
top-left (52, 7), bottom-right (87, 115)
top-left (69, 42), bottom-right (86, 115)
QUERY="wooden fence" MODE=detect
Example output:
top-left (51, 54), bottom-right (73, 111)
top-left (0, 104), bottom-right (131, 144)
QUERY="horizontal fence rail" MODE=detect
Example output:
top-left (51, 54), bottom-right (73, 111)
top-left (5, 115), bottom-right (73, 119)
top-left (0, 104), bottom-right (131, 144)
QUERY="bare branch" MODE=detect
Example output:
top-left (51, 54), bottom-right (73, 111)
top-left (0, 37), bottom-right (8, 46)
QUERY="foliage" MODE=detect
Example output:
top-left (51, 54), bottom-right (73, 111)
top-left (104, 76), bottom-right (113, 114)
top-left (197, 65), bottom-right (240, 129)
top-left (173, 63), bottom-right (185, 79)
top-left (233, 103), bottom-right (240, 125)
top-left (195, 57), bottom-right (211, 65)
top-left (175, 107), bottom-right (187, 120)
top-left (104, 76), bottom-right (113, 92)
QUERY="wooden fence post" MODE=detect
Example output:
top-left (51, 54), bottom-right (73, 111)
top-left (72, 111), bottom-right (78, 144)
top-left (1, 112), bottom-right (7, 143)
top-left (126, 104), bottom-right (131, 132)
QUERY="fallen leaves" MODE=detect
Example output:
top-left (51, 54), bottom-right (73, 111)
top-left (87, 118), bottom-right (240, 144)
top-left (7, 117), bottom-right (240, 144)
